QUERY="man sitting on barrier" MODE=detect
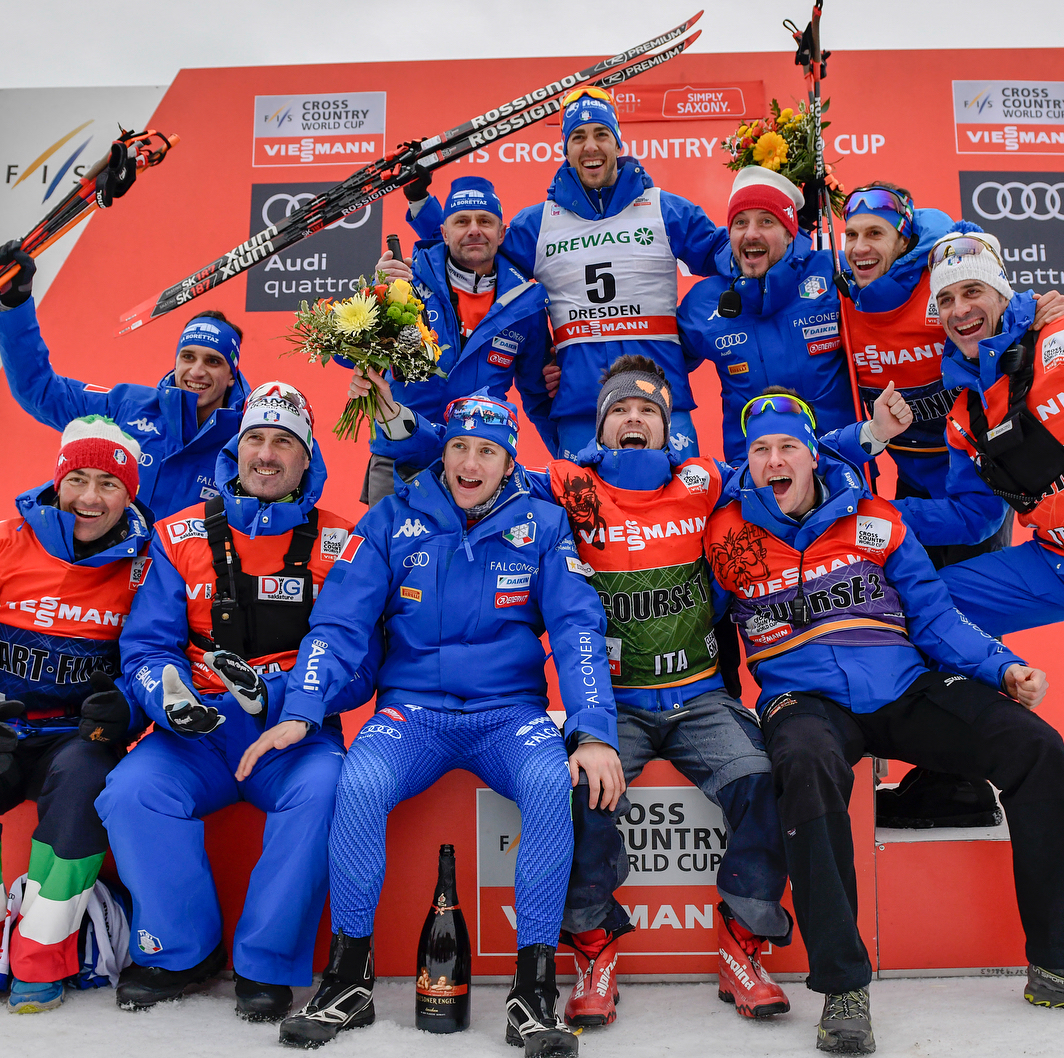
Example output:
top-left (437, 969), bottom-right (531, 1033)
top-left (97, 382), bottom-right (376, 1024)
top-left (0, 416), bottom-right (151, 1012)
top-left (344, 356), bottom-right (911, 1030)
top-left (705, 388), bottom-right (1064, 1053)
top-left (236, 393), bottom-right (619, 1056)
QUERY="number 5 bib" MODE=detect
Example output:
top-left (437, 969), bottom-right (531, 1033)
top-left (534, 187), bottom-right (679, 349)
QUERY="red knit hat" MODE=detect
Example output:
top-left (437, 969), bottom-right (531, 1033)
top-left (727, 167), bottom-right (804, 238)
top-left (54, 416), bottom-right (141, 499)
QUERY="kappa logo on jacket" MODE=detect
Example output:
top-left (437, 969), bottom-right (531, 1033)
top-left (126, 417), bottom-right (161, 435)
top-left (393, 518), bottom-right (430, 539)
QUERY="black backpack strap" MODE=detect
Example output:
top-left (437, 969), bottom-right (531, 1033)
top-left (203, 494), bottom-right (240, 601)
top-left (282, 508), bottom-right (319, 570)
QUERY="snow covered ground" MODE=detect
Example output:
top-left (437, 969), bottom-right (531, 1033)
top-left (4, 975), bottom-right (1060, 1058)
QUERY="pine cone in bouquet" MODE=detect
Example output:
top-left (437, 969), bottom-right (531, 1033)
top-left (283, 273), bottom-right (447, 441)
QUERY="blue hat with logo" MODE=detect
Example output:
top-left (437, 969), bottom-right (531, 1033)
top-left (561, 91), bottom-right (623, 151)
top-left (442, 177), bottom-right (503, 221)
top-left (177, 315), bottom-right (241, 376)
top-left (443, 390), bottom-right (519, 459)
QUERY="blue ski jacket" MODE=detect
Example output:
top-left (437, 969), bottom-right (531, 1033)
top-left (892, 295), bottom-right (1030, 546)
top-left (679, 232), bottom-right (855, 463)
top-left (121, 435), bottom-right (378, 737)
top-left (0, 297), bottom-right (251, 518)
top-left (713, 448), bottom-right (1022, 715)
top-left (279, 460), bottom-right (618, 748)
top-left (372, 238), bottom-right (557, 456)
top-left (411, 157), bottom-right (728, 422)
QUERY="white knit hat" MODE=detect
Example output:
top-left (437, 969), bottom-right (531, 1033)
top-left (929, 231), bottom-right (1014, 301)
top-left (239, 381), bottom-right (315, 455)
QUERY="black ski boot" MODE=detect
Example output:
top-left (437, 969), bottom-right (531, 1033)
top-left (1025, 965), bottom-right (1064, 1008)
top-left (116, 941), bottom-right (227, 1010)
top-left (505, 944), bottom-right (579, 1057)
top-left (278, 932), bottom-right (374, 1048)
top-left (876, 767), bottom-right (1002, 828)
top-left (816, 987), bottom-right (875, 1054)
top-left (234, 973), bottom-right (293, 1021)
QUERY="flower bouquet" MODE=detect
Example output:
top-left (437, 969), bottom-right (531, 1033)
top-left (722, 99), bottom-right (845, 217)
top-left (284, 275), bottom-right (446, 441)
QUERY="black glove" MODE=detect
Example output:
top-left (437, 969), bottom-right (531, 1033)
top-left (402, 166), bottom-right (432, 203)
top-left (798, 179), bottom-right (824, 233)
top-left (162, 664), bottom-right (225, 736)
top-left (0, 239), bottom-right (35, 309)
top-left (95, 140), bottom-right (138, 208)
top-left (0, 699), bottom-right (26, 776)
top-left (79, 670), bottom-right (131, 745)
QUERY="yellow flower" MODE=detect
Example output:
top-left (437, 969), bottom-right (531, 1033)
top-left (736, 124), bottom-right (749, 137)
top-left (387, 278), bottom-right (413, 306)
top-left (779, 107), bottom-right (794, 123)
top-left (332, 294), bottom-right (379, 335)
top-left (752, 131), bottom-right (788, 171)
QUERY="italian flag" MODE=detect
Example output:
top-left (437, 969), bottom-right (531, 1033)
top-left (10, 840), bottom-right (104, 982)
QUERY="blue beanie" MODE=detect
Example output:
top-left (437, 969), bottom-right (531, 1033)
top-left (177, 316), bottom-right (241, 376)
top-left (562, 92), bottom-right (623, 150)
top-left (442, 177), bottom-right (503, 221)
top-left (745, 406), bottom-right (818, 458)
top-left (443, 391), bottom-right (519, 459)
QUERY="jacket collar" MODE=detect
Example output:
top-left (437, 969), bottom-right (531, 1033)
top-left (727, 448), bottom-right (868, 551)
top-left (940, 291), bottom-right (1037, 401)
top-left (15, 483), bottom-right (153, 566)
top-left (578, 443), bottom-right (679, 490)
top-left (845, 207), bottom-right (956, 312)
top-left (215, 433), bottom-right (327, 538)
top-left (396, 459), bottom-right (531, 534)
top-left (547, 156), bottom-right (653, 221)
top-left (716, 232), bottom-right (817, 316)
top-left (155, 367), bottom-right (252, 444)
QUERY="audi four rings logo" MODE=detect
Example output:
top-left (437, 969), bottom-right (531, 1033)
top-left (972, 181), bottom-right (1064, 221)
top-left (260, 192), bottom-right (372, 230)
top-left (403, 551), bottom-right (431, 567)
top-left (715, 332), bottom-right (749, 350)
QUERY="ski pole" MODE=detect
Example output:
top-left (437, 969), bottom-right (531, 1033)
top-left (0, 129), bottom-right (178, 289)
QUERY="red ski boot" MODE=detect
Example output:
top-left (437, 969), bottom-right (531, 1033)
top-left (716, 904), bottom-right (790, 1018)
top-left (562, 929), bottom-right (621, 1027)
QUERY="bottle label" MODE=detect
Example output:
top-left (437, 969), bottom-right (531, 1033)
top-left (416, 972), bottom-right (469, 998)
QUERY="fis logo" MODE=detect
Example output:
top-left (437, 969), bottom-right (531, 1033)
top-left (393, 518), bottom-right (430, 538)
top-left (503, 522), bottom-right (536, 547)
top-left (799, 275), bottom-right (829, 300)
top-left (137, 930), bottom-right (163, 954)
top-left (319, 526), bottom-right (349, 560)
top-left (257, 576), bottom-right (304, 602)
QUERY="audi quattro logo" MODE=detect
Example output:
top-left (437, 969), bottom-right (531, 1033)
top-left (715, 332), bottom-right (748, 350)
top-left (972, 181), bottom-right (1064, 220)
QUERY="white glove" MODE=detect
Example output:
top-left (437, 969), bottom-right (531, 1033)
top-left (162, 664), bottom-right (225, 735)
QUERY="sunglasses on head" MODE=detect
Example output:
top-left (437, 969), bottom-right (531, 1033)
top-left (740, 394), bottom-right (817, 436)
top-left (562, 86), bottom-right (615, 107)
top-left (842, 185), bottom-right (914, 235)
top-left (444, 397), bottom-right (518, 431)
top-left (928, 234), bottom-right (1006, 273)
top-left (246, 383), bottom-right (315, 425)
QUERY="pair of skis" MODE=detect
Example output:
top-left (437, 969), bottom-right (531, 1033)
top-left (115, 12), bottom-right (704, 334)
top-left (0, 128), bottom-right (178, 291)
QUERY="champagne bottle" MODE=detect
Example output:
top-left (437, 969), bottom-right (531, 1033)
top-left (415, 843), bottom-right (471, 1032)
